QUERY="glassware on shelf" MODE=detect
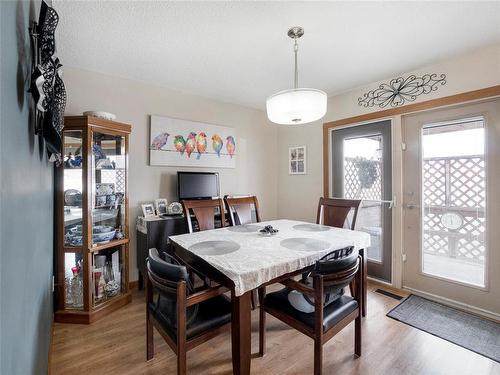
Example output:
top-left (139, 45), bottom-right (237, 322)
top-left (64, 254), bottom-right (83, 310)
top-left (70, 264), bottom-right (84, 309)
top-left (65, 276), bottom-right (73, 306)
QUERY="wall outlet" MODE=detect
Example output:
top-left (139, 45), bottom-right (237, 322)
top-left (402, 253), bottom-right (407, 262)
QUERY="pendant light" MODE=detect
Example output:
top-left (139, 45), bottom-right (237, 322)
top-left (266, 27), bottom-right (327, 125)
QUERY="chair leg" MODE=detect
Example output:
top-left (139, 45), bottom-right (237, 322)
top-left (177, 344), bottom-right (187, 375)
top-left (313, 338), bottom-right (323, 375)
top-left (146, 311), bottom-right (154, 360)
top-left (251, 290), bottom-right (258, 310)
top-left (355, 314), bottom-right (362, 357)
top-left (258, 287), bottom-right (266, 356)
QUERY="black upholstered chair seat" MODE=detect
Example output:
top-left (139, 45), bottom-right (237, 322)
top-left (149, 294), bottom-right (232, 339)
top-left (263, 289), bottom-right (358, 332)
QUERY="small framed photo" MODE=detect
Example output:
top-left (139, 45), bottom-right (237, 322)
top-left (289, 146), bottom-right (306, 175)
top-left (141, 203), bottom-right (156, 218)
top-left (155, 198), bottom-right (168, 215)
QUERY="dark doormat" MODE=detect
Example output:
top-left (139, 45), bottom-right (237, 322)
top-left (387, 294), bottom-right (500, 363)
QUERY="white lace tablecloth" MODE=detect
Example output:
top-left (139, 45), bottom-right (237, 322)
top-left (169, 219), bottom-right (371, 296)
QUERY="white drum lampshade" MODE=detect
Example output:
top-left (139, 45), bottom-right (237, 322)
top-left (266, 88), bottom-right (327, 125)
top-left (266, 26), bottom-right (327, 125)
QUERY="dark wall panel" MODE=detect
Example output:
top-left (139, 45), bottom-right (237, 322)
top-left (1, 1), bottom-right (54, 374)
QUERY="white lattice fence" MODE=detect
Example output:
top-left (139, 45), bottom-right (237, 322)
top-left (344, 158), bottom-right (382, 201)
top-left (423, 156), bottom-right (485, 264)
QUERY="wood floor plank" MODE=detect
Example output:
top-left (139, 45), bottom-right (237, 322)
top-left (50, 283), bottom-right (500, 374)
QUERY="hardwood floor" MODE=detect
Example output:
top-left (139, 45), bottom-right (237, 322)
top-left (51, 283), bottom-right (500, 374)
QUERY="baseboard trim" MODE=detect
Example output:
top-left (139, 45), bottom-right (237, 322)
top-left (129, 280), bottom-right (139, 290)
top-left (402, 286), bottom-right (500, 323)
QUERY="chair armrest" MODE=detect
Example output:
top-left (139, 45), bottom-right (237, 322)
top-left (186, 284), bottom-right (229, 307)
top-left (280, 279), bottom-right (315, 297)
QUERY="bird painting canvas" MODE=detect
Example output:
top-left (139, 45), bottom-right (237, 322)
top-left (185, 132), bottom-right (197, 158)
top-left (150, 115), bottom-right (236, 168)
top-left (151, 132), bottom-right (170, 150)
top-left (212, 134), bottom-right (223, 157)
top-left (196, 132), bottom-right (207, 159)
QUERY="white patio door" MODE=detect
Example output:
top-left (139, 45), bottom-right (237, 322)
top-left (402, 99), bottom-right (500, 316)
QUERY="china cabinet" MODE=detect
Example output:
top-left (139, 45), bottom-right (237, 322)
top-left (55, 116), bottom-right (132, 323)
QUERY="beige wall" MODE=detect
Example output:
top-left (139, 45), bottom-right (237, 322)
top-left (64, 68), bottom-right (279, 281)
top-left (277, 43), bottom-right (500, 222)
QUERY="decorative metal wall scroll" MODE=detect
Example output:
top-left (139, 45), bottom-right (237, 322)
top-left (358, 73), bottom-right (446, 108)
top-left (28, 0), bottom-right (66, 163)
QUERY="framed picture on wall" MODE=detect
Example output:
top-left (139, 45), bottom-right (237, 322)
top-left (289, 146), bottom-right (306, 175)
top-left (149, 115), bottom-right (237, 168)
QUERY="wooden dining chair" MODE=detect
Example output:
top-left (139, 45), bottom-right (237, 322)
top-left (182, 198), bottom-right (226, 233)
top-left (316, 197), bottom-right (361, 230)
top-left (224, 195), bottom-right (261, 226)
top-left (180, 198), bottom-right (226, 287)
top-left (316, 197), bottom-right (366, 317)
top-left (146, 248), bottom-right (231, 375)
top-left (223, 195), bottom-right (262, 310)
top-left (259, 246), bottom-right (362, 375)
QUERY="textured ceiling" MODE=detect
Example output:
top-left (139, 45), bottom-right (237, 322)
top-left (54, 1), bottom-right (500, 109)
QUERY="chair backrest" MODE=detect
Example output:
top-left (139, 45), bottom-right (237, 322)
top-left (316, 197), bottom-right (361, 230)
top-left (224, 196), bottom-right (261, 226)
top-left (147, 248), bottom-right (192, 295)
top-left (146, 248), bottom-right (198, 326)
top-left (312, 246), bottom-right (359, 295)
top-left (182, 198), bottom-right (225, 233)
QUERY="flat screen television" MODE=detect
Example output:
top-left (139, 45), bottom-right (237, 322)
top-left (177, 172), bottom-right (220, 200)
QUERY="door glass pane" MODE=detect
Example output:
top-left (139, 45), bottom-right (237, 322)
top-left (343, 135), bottom-right (383, 262)
top-left (421, 118), bottom-right (486, 287)
top-left (91, 132), bottom-right (126, 247)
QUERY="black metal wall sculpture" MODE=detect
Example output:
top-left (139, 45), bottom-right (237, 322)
top-left (28, 1), bottom-right (66, 164)
top-left (358, 73), bottom-right (446, 108)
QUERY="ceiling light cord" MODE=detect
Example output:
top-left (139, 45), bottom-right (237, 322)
top-left (294, 38), bottom-right (299, 89)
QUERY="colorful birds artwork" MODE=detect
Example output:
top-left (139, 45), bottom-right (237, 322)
top-left (173, 135), bottom-right (186, 155)
top-left (185, 132), bottom-right (197, 158)
top-left (151, 132), bottom-right (170, 150)
top-left (152, 128), bottom-right (236, 162)
top-left (226, 136), bottom-right (236, 158)
top-left (195, 132), bottom-right (207, 159)
top-left (212, 134), bottom-right (223, 157)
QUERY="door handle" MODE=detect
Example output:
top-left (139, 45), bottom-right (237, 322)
top-left (405, 203), bottom-right (419, 209)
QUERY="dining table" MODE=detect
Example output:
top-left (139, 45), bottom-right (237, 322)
top-left (169, 219), bottom-right (371, 375)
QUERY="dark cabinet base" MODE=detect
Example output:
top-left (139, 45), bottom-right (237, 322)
top-left (136, 216), bottom-right (188, 289)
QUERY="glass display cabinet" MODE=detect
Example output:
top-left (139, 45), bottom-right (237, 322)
top-left (55, 116), bottom-right (132, 323)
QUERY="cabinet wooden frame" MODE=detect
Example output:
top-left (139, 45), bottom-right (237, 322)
top-left (55, 116), bottom-right (132, 324)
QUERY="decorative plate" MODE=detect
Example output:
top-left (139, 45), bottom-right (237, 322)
top-left (83, 111), bottom-right (116, 121)
top-left (168, 202), bottom-right (183, 215)
top-left (96, 183), bottom-right (115, 196)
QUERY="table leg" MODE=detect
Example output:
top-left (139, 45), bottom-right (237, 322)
top-left (359, 248), bottom-right (367, 317)
top-left (231, 290), bottom-right (252, 375)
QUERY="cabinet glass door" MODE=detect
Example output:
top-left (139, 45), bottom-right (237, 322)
top-left (63, 130), bottom-right (84, 247)
top-left (62, 131), bottom-right (85, 310)
top-left (91, 131), bottom-right (127, 247)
